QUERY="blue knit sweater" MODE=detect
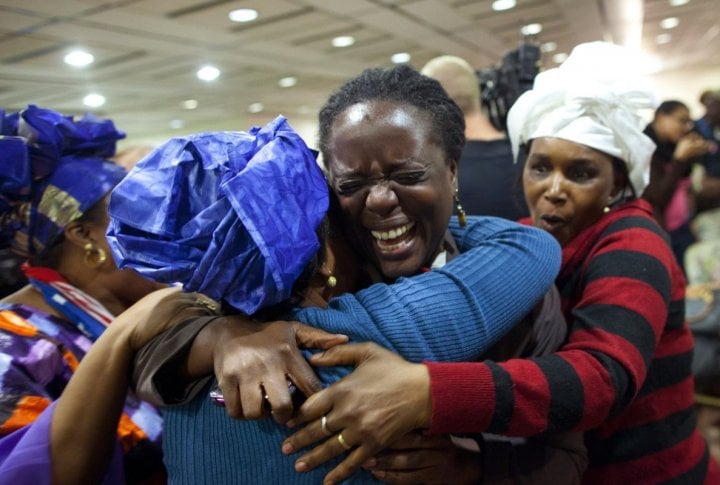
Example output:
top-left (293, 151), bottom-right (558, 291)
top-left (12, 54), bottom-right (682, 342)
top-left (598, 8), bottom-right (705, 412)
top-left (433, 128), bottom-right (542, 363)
top-left (162, 216), bottom-right (561, 484)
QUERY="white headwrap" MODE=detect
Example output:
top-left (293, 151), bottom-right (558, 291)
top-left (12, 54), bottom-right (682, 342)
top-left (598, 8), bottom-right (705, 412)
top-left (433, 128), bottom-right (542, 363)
top-left (507, 42), bottom-right (658, 195)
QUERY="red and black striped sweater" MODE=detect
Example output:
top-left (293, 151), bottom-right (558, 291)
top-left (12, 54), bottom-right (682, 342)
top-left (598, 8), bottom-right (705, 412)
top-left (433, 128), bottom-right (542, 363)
top-left (426, 199), bottom-right (720, 483)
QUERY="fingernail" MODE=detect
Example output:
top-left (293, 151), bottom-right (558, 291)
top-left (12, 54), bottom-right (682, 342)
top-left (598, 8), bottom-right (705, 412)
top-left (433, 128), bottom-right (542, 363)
top-left (286, 419), bottom-right (296, 428)
top-left (363, 458), bottom-right (377, 468)
top-left (282, 442), bottom-right (295, 454)
top-left (295, 460), bottom-right (308, 472)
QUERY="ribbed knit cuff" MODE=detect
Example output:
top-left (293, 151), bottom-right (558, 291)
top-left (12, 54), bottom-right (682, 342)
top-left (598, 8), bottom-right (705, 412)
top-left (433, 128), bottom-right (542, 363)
top-left (425, 361), bottom-right (496, 434)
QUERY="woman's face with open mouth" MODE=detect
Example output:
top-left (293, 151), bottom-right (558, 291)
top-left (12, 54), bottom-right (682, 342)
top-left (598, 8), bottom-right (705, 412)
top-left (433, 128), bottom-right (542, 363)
top-left (524, 137), bottom-right (619, 246)
top-left (326, 100), bottom-right (456, 280)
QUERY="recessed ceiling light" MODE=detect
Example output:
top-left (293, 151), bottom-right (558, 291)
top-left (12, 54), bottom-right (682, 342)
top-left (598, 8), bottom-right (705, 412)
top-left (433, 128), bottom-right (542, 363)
top-left (248, 102), bottom-right (264, 113)
top-left (541, 41), bottom-right (557, 53)
top-left (521, 23), bottom-right (543, 36)
top-left (83, 93), bottom-right (105, 108)
top-left (552, 52), bottom-right (568, 64)
top-left (64, 50), bottom-right (94, 67)
top-left (228, 8), bottom-right (258, 22)
top-left (391, 52), bottom-right (411, 64)
top-left (278, 76), bottom-right (297, 88)
top-left (492, 0), bottom-right (517, 11)
top-left (656, 33), bottom-right (672, 44)
top-left (669, 0), bottom-right (690, 6)
top-left (660, 17), bottom-right (680, 29)
top-left (181, 99), bottom-right (198, 110)
top-left (332, 36), bottom-right (355, 48)
top-left (197, 65), bottom-right (220, 81)
top-left (169, 119), bottom-right (185, 130)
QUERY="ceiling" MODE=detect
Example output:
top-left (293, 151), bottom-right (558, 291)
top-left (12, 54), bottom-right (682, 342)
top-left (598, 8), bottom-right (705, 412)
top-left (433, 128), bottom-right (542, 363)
top-left (0, 0), bottom-right (718, 148)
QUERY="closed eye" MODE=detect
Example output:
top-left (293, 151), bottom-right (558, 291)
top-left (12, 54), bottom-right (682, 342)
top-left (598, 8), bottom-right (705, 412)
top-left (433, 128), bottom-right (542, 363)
top-left (393, 171), bottom-right (425, 185)
top-left (335, 180), bottom-right (364, 195)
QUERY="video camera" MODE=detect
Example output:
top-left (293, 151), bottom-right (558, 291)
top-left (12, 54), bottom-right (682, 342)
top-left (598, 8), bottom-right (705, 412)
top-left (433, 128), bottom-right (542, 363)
top-left (477, 42), bottom-right (541, 133)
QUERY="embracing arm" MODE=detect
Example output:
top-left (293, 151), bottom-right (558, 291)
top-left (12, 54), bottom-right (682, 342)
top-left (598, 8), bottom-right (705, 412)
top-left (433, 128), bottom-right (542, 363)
top-left (131, 216), bottom-right (560, 410)
top-left (50, 288), bottom-right (212, 484)
top-left (428, 217), bottom-right (679, 436)
top-left (291, 216), bottom-right (561, 362)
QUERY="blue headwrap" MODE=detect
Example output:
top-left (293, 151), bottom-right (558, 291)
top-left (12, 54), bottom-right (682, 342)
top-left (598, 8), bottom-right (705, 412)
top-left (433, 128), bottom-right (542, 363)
top-left (0, 106), bottom-right (127, 257)
top-left (106, 115), bottom-right (329, 314)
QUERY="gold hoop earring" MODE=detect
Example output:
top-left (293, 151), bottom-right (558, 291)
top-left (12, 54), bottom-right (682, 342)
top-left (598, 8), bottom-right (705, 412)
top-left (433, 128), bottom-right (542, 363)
top-left (454, 189), bottom-right (467, 227)
top-left (84, 241), bottom-right (107, 268)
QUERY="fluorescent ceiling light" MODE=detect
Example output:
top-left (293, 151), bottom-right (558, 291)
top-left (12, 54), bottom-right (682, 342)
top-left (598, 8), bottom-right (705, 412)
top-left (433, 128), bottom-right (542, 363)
top-left (541, 42), bottom-right (557, 52)
top-left (248, 102), bottom-right (264, 113)
top-left (228, 9), bottom-right (258, 23)
top-left (492, 0), bottom-right (516, 11)
top-left (197, 65), bottom-right (220, 81)
top-left (181, 99), bottom-right (198, 110)
top-left (521, 23), bottom-right (542, 36)
top-left (278, 77), bottom-right (297, 88)
top-left (669, 0), bottom-right (690, 6)
top-left (83, 93), bottom-right (105, 107)
top-left (552, 52), bottom-right (568, 64)
top-left (656, 33), bottom-right (672, 44)
top-left (332, 36), bottom-right (355, 47)
top-left (660, 17), bottom-right (680, 29)
top-left (391, 52), bottom-right (411, 64)
top-left (64, 50), bottom-right (94, 67)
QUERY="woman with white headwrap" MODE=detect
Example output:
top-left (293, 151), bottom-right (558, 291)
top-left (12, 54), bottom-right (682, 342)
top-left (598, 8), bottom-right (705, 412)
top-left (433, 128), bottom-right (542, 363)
top-left (283, 42), bottom-right (720, 484)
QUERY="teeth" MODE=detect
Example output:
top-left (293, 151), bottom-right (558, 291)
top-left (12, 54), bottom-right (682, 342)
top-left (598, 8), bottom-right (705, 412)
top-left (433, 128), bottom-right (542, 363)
top-left (371, 222), bottom-right (415, 241)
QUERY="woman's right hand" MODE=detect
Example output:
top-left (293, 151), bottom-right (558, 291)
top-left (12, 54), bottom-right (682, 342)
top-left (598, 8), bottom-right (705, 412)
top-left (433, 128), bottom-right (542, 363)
top-left (207, 316), bottom-right (349, 424)
top-left (675, 133), bottom-right (713, 162)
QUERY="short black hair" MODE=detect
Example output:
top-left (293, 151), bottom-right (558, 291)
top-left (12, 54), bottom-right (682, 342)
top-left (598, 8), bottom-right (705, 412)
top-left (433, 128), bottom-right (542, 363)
top-left (655, 100), bottom-right (687, 116)
top-left (318, 64), bottom-right (465, 165)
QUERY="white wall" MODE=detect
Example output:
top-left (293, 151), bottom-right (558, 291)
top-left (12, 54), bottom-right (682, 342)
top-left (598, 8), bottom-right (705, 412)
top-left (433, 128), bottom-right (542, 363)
top-left (651, 64), bottom-right (720, 118)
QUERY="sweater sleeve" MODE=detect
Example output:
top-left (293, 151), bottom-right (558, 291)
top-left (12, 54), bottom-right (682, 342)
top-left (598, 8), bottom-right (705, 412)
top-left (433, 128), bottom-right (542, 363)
top-left (291, 216), bottom-right (561, 363)
top-left (426, 216), bottom-right (678, 436)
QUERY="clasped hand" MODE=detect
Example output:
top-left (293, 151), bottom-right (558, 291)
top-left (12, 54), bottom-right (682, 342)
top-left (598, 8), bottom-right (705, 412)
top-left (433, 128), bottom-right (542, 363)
top-left (281, 342), bottom-right (432, 484)
top-left (207, 316), bottom-right (348, 424)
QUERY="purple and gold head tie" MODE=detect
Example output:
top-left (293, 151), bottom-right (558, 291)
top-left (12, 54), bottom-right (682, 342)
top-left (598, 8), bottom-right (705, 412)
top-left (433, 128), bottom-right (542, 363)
top-left (107, 115), bottom-right (329, 314)
top-left (0, 105), bottom-right (126, 258)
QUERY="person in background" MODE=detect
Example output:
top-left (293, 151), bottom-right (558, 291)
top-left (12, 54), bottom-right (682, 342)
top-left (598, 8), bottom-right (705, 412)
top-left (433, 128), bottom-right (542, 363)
top-left (693, 90), bottom-right (720, 213)
top-left (0, 286), bottom-right (215, 484)
top-left (283, 42), bottom-right (720, 485)
top-left (641, 100), bottom-right (713, 271)
top-left (0, 106), bottom-right (171, 483)
top-left (421, 55), bottom-right (528, 220)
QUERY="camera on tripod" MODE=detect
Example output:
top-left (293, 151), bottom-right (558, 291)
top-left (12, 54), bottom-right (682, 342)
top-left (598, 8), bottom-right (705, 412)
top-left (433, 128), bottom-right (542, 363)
top-left (477, 42), bottom-right (541, 133)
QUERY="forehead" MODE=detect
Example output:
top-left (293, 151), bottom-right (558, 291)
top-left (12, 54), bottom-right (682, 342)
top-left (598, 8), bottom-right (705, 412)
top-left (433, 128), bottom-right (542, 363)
top-left (327, 100), bottom-right (440, 169)
top-left (529, 137), bottom-right (614, 163)
top-left (331, 100), bottom-right (433, 137)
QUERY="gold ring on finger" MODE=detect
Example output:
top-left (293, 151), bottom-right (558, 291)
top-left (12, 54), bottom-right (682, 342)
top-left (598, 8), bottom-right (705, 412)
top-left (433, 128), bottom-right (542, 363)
top-left (321, 415), bottom-right (332, 436)
top-left (337, 433), bottom-right (352, 450)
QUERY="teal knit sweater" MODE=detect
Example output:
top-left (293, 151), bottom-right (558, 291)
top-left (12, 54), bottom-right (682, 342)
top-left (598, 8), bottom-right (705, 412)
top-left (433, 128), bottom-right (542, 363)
top-left (162, 216), bottom-right (561, 484)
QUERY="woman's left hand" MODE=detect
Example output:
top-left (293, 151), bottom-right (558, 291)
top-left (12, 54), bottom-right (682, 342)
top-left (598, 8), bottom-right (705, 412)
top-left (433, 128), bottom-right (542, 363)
top-left (363, 432), bottom-right (482, 485)
top-left (282, 342), bottom-right (432, 484)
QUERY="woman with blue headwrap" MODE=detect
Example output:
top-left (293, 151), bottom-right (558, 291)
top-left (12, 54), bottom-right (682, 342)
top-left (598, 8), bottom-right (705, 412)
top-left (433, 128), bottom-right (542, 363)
top-left (0, 106), bottom-right (216, 483)
top-left (109, 68), bottom-right (570, 483)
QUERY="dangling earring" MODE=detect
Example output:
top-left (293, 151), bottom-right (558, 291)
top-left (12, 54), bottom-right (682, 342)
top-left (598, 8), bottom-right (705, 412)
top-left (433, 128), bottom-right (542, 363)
top-left (603, 192), bottom-right (622, 214)
top-left (454, 190), bottom-right (467, 228)
top-left (84, 241), bottom-right (107, 268)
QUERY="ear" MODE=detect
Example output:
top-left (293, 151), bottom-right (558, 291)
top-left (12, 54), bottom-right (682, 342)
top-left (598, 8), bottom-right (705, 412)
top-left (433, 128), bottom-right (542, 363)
top-left (448, 159), bottom-right (458, 189)
top-left (63, 221), bottom-right (94, 250)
